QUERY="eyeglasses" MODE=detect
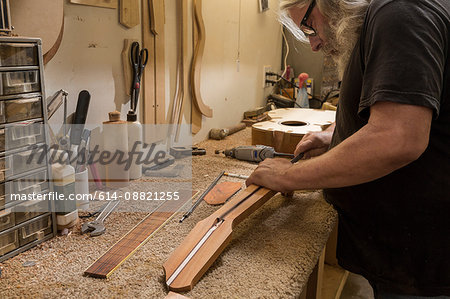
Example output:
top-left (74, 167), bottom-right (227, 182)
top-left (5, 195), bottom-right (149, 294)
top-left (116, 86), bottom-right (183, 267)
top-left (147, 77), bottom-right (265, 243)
top-left (299, 0), bottom-right (317, 36)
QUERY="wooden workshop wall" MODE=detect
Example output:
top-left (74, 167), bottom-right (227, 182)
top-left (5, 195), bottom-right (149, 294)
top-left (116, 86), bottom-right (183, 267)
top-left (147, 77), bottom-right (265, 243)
top-left (43, 0), bottom-right (282, 143)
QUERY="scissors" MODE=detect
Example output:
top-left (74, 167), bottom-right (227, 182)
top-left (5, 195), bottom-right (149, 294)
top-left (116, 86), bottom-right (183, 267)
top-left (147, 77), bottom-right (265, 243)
top-left (130, 41), bottom-right (148, 112)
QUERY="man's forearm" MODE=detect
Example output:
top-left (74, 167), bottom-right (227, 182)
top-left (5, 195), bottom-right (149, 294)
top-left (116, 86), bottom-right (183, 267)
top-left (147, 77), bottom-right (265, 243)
top-left (281, 122), bottom-right (422, 191)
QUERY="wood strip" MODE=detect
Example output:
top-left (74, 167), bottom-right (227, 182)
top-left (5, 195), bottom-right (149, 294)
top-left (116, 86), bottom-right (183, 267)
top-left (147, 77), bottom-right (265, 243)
top-left (84, 190), bottom-right (197, 278)
top-left (175, 0), bottom-right (188, 141)
top-left (69, 0), bottom-right (118, 9)
top-left (142, 0), bottom-right (156, 125)
top-left (120, 0), bottom-right (140, 28)
top-left (190, 0), bottom-right (213, 118)
top-left (153, 0), bottom-right (166, 124)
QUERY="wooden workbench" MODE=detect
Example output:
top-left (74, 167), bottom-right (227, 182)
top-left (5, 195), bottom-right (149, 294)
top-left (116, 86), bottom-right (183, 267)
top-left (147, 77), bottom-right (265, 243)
top-left (0, 128), bottom-right (337, 298)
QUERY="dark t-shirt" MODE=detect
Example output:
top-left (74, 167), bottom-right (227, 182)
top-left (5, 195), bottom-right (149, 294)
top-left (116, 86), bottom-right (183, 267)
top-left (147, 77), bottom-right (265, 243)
top-left (324, 0), bottom-right (450, 296)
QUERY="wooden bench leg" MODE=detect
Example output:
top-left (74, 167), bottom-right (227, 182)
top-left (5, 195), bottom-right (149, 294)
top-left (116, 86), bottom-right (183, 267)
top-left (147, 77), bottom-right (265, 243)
top-left (302, 248), bottom-right (325, 299)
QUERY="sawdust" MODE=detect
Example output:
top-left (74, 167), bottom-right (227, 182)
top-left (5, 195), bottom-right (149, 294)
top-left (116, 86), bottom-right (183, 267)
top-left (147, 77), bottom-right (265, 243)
top-left (0, 128), bottom-right (337, 298)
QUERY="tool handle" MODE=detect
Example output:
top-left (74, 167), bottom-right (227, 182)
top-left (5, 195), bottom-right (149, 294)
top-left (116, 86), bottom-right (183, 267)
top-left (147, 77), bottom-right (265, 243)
top-left (70, 90), bottom-right (91, 145)
top-left (290, 152), bottom-right (304, 163)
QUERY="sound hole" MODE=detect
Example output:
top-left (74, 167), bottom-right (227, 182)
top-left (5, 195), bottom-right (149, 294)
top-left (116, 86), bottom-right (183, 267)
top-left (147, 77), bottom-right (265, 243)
top-left (281, 121), bottom-right (308, 127)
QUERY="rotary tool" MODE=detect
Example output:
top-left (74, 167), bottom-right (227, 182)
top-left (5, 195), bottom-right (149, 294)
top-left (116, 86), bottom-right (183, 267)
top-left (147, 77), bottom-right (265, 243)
top-left (215, 145), bottom-right (294, 162)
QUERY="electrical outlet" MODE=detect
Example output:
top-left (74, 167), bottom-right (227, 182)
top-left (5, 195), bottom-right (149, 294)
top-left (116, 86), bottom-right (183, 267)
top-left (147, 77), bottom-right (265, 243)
top-left (263, 65), bottom-right (272, 88)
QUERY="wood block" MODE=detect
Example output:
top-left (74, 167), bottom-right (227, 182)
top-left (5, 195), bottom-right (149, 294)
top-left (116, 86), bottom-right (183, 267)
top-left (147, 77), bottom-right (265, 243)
top-left (69, 0), bottom-right (118, 9)
top-left (120, 0), bottom-right (140, 28)
top-left (204, 182), bottom-right (241, 205)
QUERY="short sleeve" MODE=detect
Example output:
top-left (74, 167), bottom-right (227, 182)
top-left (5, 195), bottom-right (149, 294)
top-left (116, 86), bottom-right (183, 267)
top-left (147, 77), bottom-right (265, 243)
top-left (359, 0), bottom-right (447, 119)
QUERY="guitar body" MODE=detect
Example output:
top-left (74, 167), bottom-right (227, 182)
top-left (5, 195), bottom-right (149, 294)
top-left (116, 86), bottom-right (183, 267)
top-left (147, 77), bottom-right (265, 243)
top-left (9, 0), bottom-right (64, 64)
top-left (252, 108), bottom-right (336, 154)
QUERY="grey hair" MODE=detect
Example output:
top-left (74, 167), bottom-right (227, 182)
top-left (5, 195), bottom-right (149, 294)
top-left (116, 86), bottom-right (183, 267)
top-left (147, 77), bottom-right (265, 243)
top-left (279, 0), bottom-right (371, 78)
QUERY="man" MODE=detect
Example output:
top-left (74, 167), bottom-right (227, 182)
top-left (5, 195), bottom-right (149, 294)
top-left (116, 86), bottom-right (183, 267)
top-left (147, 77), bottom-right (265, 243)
top-left (246, 0), bottom-right (450, 297)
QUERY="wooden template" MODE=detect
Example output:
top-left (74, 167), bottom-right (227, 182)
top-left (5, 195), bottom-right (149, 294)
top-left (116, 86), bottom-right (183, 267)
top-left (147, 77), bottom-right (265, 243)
top-left (190, 0), bottom-right (212, 118)
top-left (9, 0), bottom-right (64, 64)
top-left (84, 190), bottom-right (198, 279)
top-left (69, 0), bottom-right (118, 9)
top-left (141, 0), bottom-right (156, 125)
top-left (164, 185), bottom-right (277, 291)
top-left (153, 0), bottom-right (166, 124)
top-left (252, 108), bottom-right (336, 154)
top-left (204, 182), bottom-right (241, 205)
top-left (142, 0), bottom-right (166, 127)
top-left (191, 0), bottom-right (202, 134)
top-left (175, 0), bottom-right (189, 140)
top-left (120, 0), bottom-right (140, 28)
top-left (190, 0), bottom-right (213, 134)
top-left (168, 0), bottom-right (183, 133)
top-left (170, 0), bottom-right (188, 141)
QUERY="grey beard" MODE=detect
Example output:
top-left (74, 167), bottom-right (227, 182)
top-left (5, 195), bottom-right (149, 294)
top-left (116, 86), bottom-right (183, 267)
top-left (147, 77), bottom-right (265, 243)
top-left (322, 31), bottom-right (358, 80)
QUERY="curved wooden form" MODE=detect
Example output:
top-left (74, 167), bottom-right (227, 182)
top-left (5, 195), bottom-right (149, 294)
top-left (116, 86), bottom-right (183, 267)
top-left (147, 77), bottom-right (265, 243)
top-left (164, 185), bottom-right (276, 292)
top-left (10, 0), bottom-right (64, 65)
top-left (190, 0), bottom-right (213, 118)
top-left (252, 108), bottom-right (336, 154)
top-left (43, 18), bottom-right (64, 64)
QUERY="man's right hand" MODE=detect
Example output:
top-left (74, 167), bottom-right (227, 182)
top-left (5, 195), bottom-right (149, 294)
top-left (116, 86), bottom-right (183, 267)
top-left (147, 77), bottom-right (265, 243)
top-left (294, 123), bottom-right (335, 158)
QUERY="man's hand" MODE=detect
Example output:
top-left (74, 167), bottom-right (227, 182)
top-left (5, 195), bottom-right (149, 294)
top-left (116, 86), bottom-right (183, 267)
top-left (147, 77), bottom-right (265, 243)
top-left (294, 124), bottom-right (335, 158)
top-left (245, 158), bottom-right (294, 193)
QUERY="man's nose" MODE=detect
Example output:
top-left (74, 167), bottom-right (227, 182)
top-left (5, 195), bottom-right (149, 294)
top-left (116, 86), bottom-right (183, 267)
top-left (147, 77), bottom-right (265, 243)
top-left (309, 36), bottom-right (323, 52)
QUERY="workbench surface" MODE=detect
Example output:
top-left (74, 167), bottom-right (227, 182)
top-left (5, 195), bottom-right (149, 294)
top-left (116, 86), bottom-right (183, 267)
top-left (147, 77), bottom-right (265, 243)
top-left (0, 128), bottom-right (337, 298)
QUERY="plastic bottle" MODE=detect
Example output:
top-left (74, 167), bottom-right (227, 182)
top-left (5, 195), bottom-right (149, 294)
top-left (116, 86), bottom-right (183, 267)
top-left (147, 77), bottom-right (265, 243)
top-left (103, 111), bottom-right (129, 188)
top-left (127, 111), bottom-right (143, 180)
top-left (51, 152), bottom-right (79, 228)
top-left (296, 73), bottom-right (310, 108)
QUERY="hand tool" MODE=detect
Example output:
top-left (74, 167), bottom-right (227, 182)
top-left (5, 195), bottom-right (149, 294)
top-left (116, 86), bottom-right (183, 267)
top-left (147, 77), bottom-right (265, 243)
top-left (224, 172), bottom-right (249, 180)
top-left (79, 202), bottom-right (108, 219)
top-left (129, 41), bottom-right (148, 113)
top-left (164, 152), bottom-right (304, 291)
top-left (179, 171), bottom-right (225, 223)
top-left (170, 146), bottom-right (206, 159)
top-left (208, 123), bottom-right (246, 140)
top-left (81, 200), bottom-right (120, 237)
top-left (46, 89), bottom-right (67, 120)
top-left (70, 90), bottom-right (91, 146)
top-left (55, 91), bottom-right (70, 151)
top-left (142, 155), bottom-right (175, 172)
top-left (144, 164), bottom-right (184, 178)
top-left (70, 90), bottom-right (91, 166)
top-left (215, 145), bottom-right (294, 163)
top-left (75, 129), bottom-right (91, 173)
